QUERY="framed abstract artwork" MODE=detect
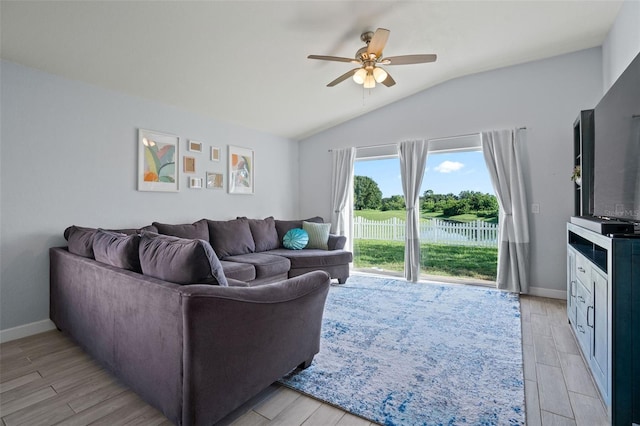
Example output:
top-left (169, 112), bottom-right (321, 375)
top-left (228, 145), bottom-right (254, 194)
top-left (137, 129), bottom-right (179, 192)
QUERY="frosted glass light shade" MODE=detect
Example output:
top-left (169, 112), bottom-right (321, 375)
top-left (353, 68), bottom-right (367, 84)
top-left (373, 67), bottom-right (388, 83)
top-left (364, 73), bottom-right (376, 88)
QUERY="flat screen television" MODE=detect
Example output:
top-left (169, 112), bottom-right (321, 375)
top-left (592, 52), bottom-right (640, 223)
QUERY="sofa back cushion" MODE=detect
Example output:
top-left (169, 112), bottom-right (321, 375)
top-left (93, 230), bottom-right (142, 272)
top-left (139, 232), bottom-right (228, 286)
top-left (207, 219), bottom-right (255, 258)
top-left (242, 217), bottom-right (279, 252)
top-left (152, 219), bottom-right (209, 240)
top-left (64, 226), bottom-right (97, 258)
top-left (275, 217), bottom-right (323, 248)
top-left (64, 225), bottom-right (140, 259)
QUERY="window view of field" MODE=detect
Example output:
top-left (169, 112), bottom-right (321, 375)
top-left (353, 153), bottom-right (499, 281)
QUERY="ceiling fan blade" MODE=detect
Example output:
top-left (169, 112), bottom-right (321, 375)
top-left (367, 28), bottom-right (390, 58)
top-left (327, 68), bottom-right (360, 87)
top-left (308, 55), bottom-right (359, 64)
top-left (382, 54), bottom-right (437, 65)
top-left (381, 72), bottom-right (396, 87)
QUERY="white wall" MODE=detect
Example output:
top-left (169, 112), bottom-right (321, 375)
top-left (602, 0), bottom-right (640, 92)
top-left (298, 48), bottom-right (604, 297)
top-left (0, 60), bottom-right (299, 333)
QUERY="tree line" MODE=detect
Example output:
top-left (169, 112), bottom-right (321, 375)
top-left (354, 175), bottom-right (498, 217)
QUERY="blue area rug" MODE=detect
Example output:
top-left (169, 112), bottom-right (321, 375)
top-left (279, 274), bottom-right (525, 425)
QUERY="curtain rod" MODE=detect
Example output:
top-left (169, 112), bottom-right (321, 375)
top-left (328, 127), bottom-right (527, 152)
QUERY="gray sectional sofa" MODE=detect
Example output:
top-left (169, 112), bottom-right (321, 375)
top-left (50, 216), bottom-right (352, 425)
top-left (150, 216), bottom-right (352, 285)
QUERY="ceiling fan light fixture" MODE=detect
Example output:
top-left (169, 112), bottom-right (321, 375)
top-left (363, 73), bottom-right (376, 89)
top-left (308, 28), bottom-right (437, 89)
top-left (373, 67), bottom-right (388, 83)
top-left (353, 68), bottom-right (367, 84)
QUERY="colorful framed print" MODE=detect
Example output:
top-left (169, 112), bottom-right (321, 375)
top-left (206, 172), bottom-right (224, 189)
top-left (137, 129), bottom-right (179, 192)
top-left (228, 145), bottom-right (254, 194)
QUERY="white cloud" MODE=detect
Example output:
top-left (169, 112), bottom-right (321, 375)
top-left (434, 161), bottom-right (464, 173)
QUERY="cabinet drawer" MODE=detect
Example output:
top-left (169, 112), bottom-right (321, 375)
top-left (575, 253), bottom-right (591, 286)
top-left (574, 304), bottom-right (591, 355)
top-left (576, 279), bottom-right (592, 310)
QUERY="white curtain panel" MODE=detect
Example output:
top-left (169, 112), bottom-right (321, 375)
top-left (330, 147), bottom-right (357, 251)
top-left (481, 129), bottom-right (530, 293)
top-left (398, 140), bottom-right (429, 282)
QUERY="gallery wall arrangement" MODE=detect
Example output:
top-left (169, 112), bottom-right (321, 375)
top-left (137, 128), bottom-right (253, 194)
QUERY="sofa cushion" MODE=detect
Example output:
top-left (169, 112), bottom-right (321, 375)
top-left (244, 217), bottom-right (279, 252)
top-left (283, 228), bottom-right (308, 250)
top-left (93, 230), bottom-right (141, 272)
top-left (207, 219), bottom-right (255, 258)
top-left (265, 248), bottom-right (353, 269)
top-left (223, 253), bottom-right (291, 279)
top-left (220, 260), bottom-right (256, 282)
top-left (275, 216), bottom-right (323, 248)
top-left (64, 226), bottom-right (97, 258)
top-left (140, 224), bottom-right (159, 233)
top-left (139, 232), bottom-right (228, 286)
top-left (152, 219), bottom-right (209, 240)
top-left (64, 225), bottom-right (144, 259)
top-left (303, 221), bottom-right (331, 250)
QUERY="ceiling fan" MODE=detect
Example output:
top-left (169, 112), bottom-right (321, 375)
top-left (308, 28), bottom-right (437, 89)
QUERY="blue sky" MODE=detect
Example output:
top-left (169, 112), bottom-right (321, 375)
top-left (354, 151), bottom-right (495, 198)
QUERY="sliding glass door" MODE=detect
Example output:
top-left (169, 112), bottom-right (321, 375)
top-left (352, 139), bottom-right (498, 283)
top-left (353, 157), bottom-right (405, 277)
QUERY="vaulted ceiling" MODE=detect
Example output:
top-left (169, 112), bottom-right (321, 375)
top-left (0, 1), bottom-right (623, 140)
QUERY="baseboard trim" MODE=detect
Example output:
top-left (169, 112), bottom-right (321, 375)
top-left (528, 286), bottom-right (566, 300)
top-left (0, 319), bottom-right (57, 343)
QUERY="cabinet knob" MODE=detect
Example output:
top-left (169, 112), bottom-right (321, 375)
top-left (578, 295), bottom-right (585, 303)
top-left (577, 324), bottom-right (585, 334)
top-left (578, 266), bottom-right (586, 273)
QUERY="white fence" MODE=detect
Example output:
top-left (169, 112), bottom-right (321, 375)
top-left (353, 216), bottom-right (498, 248)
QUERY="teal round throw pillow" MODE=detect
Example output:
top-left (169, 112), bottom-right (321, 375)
top-left (283, 228), bottom-right (309, 250)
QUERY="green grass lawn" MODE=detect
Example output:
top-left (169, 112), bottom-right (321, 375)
top-left (353, 239), bottom-right (498, 281)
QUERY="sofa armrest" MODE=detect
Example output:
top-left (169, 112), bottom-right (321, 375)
top-left (179, 271), bottom-right (331, 425)
top-left (328, 234), bottom-right (346, 250)
top-left (226, 278), bottom-right (249, 287)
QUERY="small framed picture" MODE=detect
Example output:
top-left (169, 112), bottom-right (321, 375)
top-left (184, 156), bottom-right (196, 173)
top-left (188, 140), bottom-right (203, 153)
top-left (211, 147), bottom-right (221, 162)
top-left (189, 177), bottom-right (203, 189)
top-left (206, 172), bottom-right (224, 189)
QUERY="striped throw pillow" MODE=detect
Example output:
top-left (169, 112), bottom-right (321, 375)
top-left (302, 221), bottom-right (331, 250)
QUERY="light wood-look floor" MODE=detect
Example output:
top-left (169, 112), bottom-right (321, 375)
top-left (0, 296), bottom-right (609, 426)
